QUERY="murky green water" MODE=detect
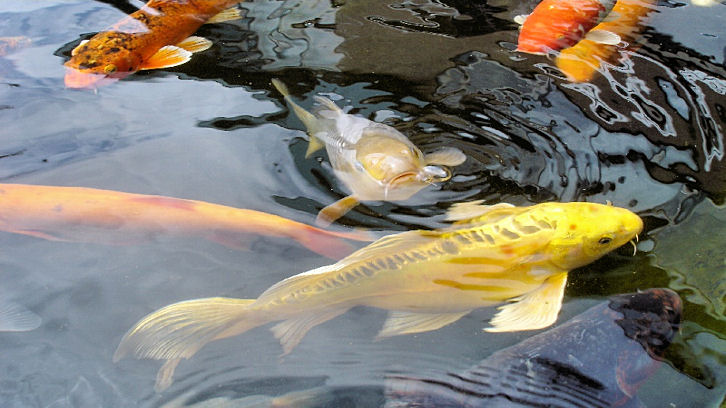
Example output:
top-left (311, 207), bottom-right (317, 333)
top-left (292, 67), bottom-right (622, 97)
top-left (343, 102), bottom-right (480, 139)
top-left (0, 0), bottom-right (724, 406)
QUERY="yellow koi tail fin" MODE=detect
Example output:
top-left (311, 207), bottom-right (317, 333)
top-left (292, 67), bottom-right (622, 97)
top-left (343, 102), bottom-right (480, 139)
top-left (114, 297), bottom-right (260, 391)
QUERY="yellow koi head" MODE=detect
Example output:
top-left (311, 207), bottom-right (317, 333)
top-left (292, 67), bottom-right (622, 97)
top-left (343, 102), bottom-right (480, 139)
top-left (64, 34), bottom-right (141, 89)
top-left (538, 202), bottom-right (643, 270)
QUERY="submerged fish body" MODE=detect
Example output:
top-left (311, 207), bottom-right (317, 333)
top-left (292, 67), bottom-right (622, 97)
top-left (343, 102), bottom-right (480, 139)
top-left (114, 201), bottom-right (642, 391)
top-left (64, 0), bottom-right (243, 88)
top-left (271, 79), bottom-right (466, 225)
top-left (555, 0), bottom-right (657, 82)
top-left (384, 289), bottom-right (682, 408)
top-left (0, 183), bottom-right (369, 259)
top-left (516, 0), bottom-right (618, 55)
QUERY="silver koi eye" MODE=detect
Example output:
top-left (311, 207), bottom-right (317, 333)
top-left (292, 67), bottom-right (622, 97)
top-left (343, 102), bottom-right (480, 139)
top-left (422, 165), bottom-right (451, 182)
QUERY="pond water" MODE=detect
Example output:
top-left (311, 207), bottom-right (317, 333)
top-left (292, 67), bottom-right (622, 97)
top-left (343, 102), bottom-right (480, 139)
top-left (0, 0), bottom-right (725, 406)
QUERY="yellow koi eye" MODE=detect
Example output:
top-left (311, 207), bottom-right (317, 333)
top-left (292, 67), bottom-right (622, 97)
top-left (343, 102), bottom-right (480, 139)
top-left (598, 236), bottom-right (613, 245)
top-left (104, 64), bottom-right (117, 74)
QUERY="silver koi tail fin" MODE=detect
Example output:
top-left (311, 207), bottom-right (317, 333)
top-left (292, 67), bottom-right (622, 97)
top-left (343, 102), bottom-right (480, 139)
top-left (114, 297), bottom-right (261, 391)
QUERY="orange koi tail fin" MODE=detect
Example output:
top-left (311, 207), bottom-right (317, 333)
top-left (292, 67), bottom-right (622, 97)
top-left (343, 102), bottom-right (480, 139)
top-left (113, 297), bottom-right (261, 391)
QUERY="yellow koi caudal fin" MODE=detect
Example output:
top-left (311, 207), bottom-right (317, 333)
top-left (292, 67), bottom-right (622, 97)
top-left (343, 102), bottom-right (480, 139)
top-left (485, 272), bottom-right (568, 332)
top-left (114, 297), bottom-right (258, 391)
top-left (315, 195), bottom-right (360, 227)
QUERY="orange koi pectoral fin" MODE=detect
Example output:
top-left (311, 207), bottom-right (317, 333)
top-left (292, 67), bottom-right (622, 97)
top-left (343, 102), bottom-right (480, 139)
top-left (206, 7), bottom-right (243, 24)
top-left (484, 272), bottom-right (568, 333)
top-left (175, 36), bottom-right (213, 53)
top-left (139, 46), bottom-right (192, 70)
top-left (584, 29), bottom-right (622, 45)
top-left (375, 310), bottom-right (472, 339)
top-left (315, 196), bottom-right (360, 227)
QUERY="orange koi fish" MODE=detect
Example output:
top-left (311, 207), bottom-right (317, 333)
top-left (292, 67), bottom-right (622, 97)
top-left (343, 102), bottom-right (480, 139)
top-left (515, 0), bottom-right (621, 55)
top-left (555, 0), bottom-right (657, 82)
top-left (64, 0), bottom-right (244, 88)
top-left (0, 184), bottom-right (370, 259)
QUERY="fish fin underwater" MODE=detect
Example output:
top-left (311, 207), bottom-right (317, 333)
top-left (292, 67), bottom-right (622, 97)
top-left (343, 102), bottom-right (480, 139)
top-left (175, 36), bottom-right (213, 53)
top-left (114, 297), bottom-right (259, 391)
top-left (584, 29), bottom-right (621, 45)
top-left (444, 200), bottom-right (516, 222)
top-left (376, 310), bottom-right (472, 339)
top-left (485, 272), bottom-right (568, 332)
top-left (205, 6), bottom-right (243, 24)
top-left (0, 300), bottom-right (41, 332)
top-left (270, 307), bottom-right (350, 355)
top-left (140, 45), bottom-right (192, 70)
top-left (315, 195), bottom-right (360, 227)
top-left (423, 147), bottom-right (467, 167)
top-left (271, 78), bottom-right (330, 157)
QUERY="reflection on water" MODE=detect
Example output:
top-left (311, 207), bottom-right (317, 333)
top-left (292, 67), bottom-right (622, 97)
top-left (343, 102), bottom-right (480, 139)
top-left (0, 0), bottom-right (724, 406)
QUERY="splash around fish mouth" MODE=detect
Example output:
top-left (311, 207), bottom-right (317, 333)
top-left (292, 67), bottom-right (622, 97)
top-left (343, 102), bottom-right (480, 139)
top-left (64, 67), bottom-right (119, 89)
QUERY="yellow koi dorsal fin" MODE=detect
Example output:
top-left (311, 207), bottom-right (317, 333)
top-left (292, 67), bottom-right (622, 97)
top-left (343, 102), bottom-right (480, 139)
top-left (140, 45), bottom-right (192, 70)
top-left (176, 36), bottom-right (212, 53)
top-left (424, 147), bottom-right (466, 167)
top-left (0, 300), bottom-right (41, 332)
top-left (316, 195), bottom-right (360, 227)
top-left (206, 6), bottom-right (243, 24)
top-left (305, 136), bottom-right (325, 157)
top-left (270, 308), bottom-right (349, 355)
top-left (484, 272), bottom-right (567, 332)
top-left (584, 29), bottom-right (621, 45)
top-left (376, 310), bottom-right (472, 339)
top-left (445, 201), bottom-right (516, 222)
top-left (71, 39), bottom-right (89, 56)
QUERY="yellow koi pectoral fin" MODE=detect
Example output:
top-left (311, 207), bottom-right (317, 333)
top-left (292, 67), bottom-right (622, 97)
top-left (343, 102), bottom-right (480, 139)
top-left (444, 201), bottom-right (515, 222)
top-left (376, 310), bottom-right (472, 339)
top-left (114, 297), bottom-right (259, 390)
top-left (140, 46), bottom-right (192, 70)
top-left (485, 272), bottom-right (568, 333)
top-left (206, 6), bottom-right (243, 24)
top-left (176, 36), bottom-right (213, 54)
top-left (315, 196), bottom-right (360, 227)
top-left (424, 147), bottom-right (467, 167)
top-left (270, 308), bottom-right (349, 355)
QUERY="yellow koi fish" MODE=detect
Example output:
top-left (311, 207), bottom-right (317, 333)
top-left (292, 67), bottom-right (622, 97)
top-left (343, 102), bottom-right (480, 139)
top-left (272, 79), bottom-right (467, 226)
top-left (114, 201), bottom-right (642, 391)
top-left (64, 0), bottom-right (245, 88)
top-left (0, 184), bottom-right (371, 259)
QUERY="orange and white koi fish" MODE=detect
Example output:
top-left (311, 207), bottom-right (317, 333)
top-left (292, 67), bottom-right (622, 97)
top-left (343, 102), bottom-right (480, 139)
top-left (114, 201), bottom-right (642, 391)
top-left (515, 0), bottom-right (621, 55)
top-left (272, 79), bottom-right (466, 226)
top-left (555, 0), bottom-right (657, 82)
top-left (64, 0), bottom-right (245, 88)
top-left (0, 184), bottom-right (370, 259)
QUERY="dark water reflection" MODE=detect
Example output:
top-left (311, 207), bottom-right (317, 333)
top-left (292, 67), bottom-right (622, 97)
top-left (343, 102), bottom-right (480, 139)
top-left (0, 0), bottom-right (725, 406)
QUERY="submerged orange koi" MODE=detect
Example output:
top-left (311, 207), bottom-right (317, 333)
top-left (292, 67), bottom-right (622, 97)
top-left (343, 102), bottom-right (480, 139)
top-left (64, 0), bottom-right (244, 88)
top-left (0, 184), bottom-right (370, 259)
top-left (515, 0), bottom-right (620, 55)
top-left (555, 0), bottom-right (657, 82)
